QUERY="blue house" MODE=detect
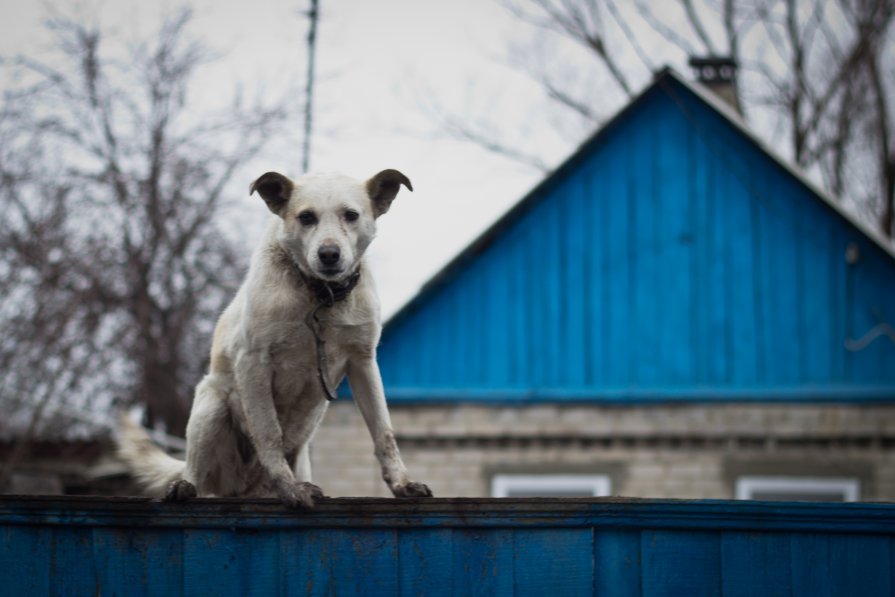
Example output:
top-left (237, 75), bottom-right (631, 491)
top-left (314, 68), bottom-right (895, 502)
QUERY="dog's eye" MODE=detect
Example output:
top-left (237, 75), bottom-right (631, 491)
top-left (298, 211), bottom-right (317, 226)
top-left (344, 209), bottom-right (360, 222)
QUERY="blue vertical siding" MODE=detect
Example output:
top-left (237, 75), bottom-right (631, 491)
top-left (3, 497), bottom-right (895, 596)
top-left (593, 529), bottom-right (642, 597)
top-left (641, 531), bottom-right (722, 597)
top-left (377, 73), bottom-right (895, 402)
top-left (720, 532), bottom-right (793, 597)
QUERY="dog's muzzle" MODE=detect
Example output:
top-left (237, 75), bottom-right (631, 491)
top-left (316, 244), bottom-right (343, 278)
top-left (318, 244), bottom-right (340, 267)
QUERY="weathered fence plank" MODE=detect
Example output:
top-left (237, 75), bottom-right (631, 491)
top-left (2, 496), bottom-right (894, 596)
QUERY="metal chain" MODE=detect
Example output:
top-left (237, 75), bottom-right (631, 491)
top-left (304, 280), bottom-right (339, 401)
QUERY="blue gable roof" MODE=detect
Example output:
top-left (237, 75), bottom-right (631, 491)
top-left (376, 69), bottom-right (895, 404)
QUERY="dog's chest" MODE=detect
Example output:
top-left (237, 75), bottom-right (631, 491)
top-left (266, 317), bottom-right (359, 402)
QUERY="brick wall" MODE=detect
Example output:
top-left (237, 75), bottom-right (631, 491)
top-left (310, 402), bottom-right (895, 501)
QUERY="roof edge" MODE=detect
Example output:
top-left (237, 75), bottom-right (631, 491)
top-left (379, 385), bottom-right (895, 404)
top-left (384, 69), bottom-right (674, 330)
top-left (385, 67), bottom-right (895, 331)
top-left (664, 68), bottom-right (895, 263)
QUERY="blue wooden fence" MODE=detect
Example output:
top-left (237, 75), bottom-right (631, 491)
top-left (1, 496), bottom-right (893, 596)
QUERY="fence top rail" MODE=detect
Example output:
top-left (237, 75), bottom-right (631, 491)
top-left (2, 495), bottom-right (894, 534)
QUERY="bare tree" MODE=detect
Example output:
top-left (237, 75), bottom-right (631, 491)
top-left (0, 6), bottom-right (291, 484)
top-left (847, 0), bottom-right (895, 237)
top-left (438, 0), bottom-right (895, 239)
top-left (506, 0), bottom-right (635, 97)
top-left (645, 0), bottom-right (893, 237)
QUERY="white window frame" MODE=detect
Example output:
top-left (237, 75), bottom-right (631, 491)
top-left (491, 474), bottom-right (611, 498)
top-left (735, 476), bottom-right (860, 502)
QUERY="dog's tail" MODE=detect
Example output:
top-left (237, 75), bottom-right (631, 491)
top-left (116, 415), bottom-right (186, 497)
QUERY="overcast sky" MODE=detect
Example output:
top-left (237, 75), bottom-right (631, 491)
top-left (0, 0), bottom-right (693, 317)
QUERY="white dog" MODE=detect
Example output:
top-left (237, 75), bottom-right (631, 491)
top-left (118, 169), bottom-right (432, 507)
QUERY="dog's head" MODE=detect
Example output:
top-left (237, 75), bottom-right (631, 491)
top-left (250, 169), bottom-right (412, 282)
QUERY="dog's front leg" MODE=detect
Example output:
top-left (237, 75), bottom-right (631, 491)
top-left (347, 358), bottom-right (433, 498)
top-left (235, 349), bottom-right (323, 508)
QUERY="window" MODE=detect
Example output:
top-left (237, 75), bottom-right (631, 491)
top-left (735, 476), bottom-right (859, 502)
top-left (491, 474), bottom-right (611, 498)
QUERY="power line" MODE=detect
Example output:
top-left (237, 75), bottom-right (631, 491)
top-left (302, 0), bottom-right (319, 173)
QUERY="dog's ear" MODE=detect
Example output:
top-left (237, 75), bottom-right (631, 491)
top-left (366, 169), bottom-right (412, 218)
top-left (250, 172), bottom-right (294, 215)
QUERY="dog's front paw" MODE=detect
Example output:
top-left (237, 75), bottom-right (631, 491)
top-left (164, 479), bottom-right (197, 502)
top-left (276, 480), bottom-right (326, 509)
top-left (392, 481), bottom-right (433, 498)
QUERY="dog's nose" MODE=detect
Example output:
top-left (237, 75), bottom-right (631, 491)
top-left (318, 245), bottom-right (341, 267)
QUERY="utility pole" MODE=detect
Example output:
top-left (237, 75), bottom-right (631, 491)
top-left (302, 0), bottom-right (319, 173)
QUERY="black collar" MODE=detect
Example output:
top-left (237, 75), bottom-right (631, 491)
top-left (300, 268), bottom-right (361, 307)
top-left (301, 268), bottom-right (361, 402)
